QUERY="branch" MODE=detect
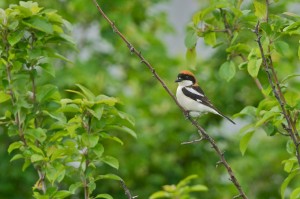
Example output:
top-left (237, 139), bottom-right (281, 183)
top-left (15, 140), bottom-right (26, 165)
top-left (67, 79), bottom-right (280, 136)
top-left (91, 1), bottom-right (248, 198)
top-left (254, 21), bottom-right (300, 166)
top-left (220, 8), bottom-right (233, 39)
top-left (120, 180), bottom-right (138, 199)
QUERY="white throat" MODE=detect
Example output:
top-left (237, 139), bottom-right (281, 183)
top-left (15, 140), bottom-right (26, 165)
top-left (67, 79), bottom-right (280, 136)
top-left (177, 80), bottom-right (193, 87)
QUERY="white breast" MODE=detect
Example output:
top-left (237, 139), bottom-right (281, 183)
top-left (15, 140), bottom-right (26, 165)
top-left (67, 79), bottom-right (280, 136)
top-left (176, 86), bottom-right (219, 116)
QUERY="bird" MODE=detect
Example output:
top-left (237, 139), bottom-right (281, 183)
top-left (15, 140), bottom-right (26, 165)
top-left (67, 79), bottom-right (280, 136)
top-left (175, 70), bottom-right (235, 124)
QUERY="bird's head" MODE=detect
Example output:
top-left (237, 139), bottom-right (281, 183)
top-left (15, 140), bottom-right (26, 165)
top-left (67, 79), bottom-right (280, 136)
top-left (175, 70), bottom-right (197, 86)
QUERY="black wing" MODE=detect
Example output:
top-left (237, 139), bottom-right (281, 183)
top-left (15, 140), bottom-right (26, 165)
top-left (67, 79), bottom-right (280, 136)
top-left (182, 86), bottom-right (217, 110)
top-left (182, 86), bottom-right (236, 124)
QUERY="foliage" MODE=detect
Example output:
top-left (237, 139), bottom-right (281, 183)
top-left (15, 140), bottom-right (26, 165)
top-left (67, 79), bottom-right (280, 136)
top-left (149, 175), bottom-right (208, 199)
top-left (186, 0), bottom-right (300, 198)
top-left (0, 1), bottom-right (135, 198)
top-left (1, 0), bottom-right (300, 199)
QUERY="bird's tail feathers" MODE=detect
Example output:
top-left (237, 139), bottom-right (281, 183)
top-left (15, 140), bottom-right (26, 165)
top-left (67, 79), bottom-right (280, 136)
top-left (218, 112), bottom-right (235, 124)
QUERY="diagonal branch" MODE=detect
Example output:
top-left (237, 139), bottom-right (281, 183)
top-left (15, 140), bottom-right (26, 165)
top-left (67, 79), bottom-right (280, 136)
top-left (254, 21), bottom-right (300, 166)
top-left (120, 180), bottom-right (138, 199)
top-left (91, 1), bottom-right (248, 198)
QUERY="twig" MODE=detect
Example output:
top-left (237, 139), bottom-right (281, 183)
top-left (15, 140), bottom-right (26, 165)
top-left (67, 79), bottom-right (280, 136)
top-left (91, 1), bottom-right (249, 198)
top-left (220, 8), bottom-right (233, 39)
top-left (254, 21), bottom-right (300, 166)
top-left (120, 180), bottom-right (138, 199)
top-left (265, 0), bottom-right (269, 22)
top-left (181, 136), bottom-right (205, 145)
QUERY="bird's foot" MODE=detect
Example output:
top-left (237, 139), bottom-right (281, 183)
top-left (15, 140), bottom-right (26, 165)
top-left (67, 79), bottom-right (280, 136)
top-left (183, 110), bottom-right (190, 119)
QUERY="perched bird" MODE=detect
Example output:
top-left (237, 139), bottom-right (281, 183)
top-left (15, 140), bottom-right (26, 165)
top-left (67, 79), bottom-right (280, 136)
top-left (175, 70), bottom-right (235, 124)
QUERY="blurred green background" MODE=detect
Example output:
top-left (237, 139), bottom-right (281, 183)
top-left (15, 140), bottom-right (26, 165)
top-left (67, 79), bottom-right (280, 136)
top-left (1, 0), bottom-right (298, 198)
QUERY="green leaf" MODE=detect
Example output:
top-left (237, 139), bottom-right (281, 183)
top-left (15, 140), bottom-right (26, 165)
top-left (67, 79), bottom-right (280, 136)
top-left (204, 32), bottom-right (216, 46)
top-left (95, 95), bottom-right (118, 106)
top-left (298, 45), bottom-right (300, 60)
top-left (28, 143), bottom-right (45, 155)
top-left (37, 84), bottom-right (60, 103)
top-left (100, 132), bottom-right (124, 145)
top-left (22, 16), bottom-right (53, 34)
top-left (255, 108), bottom-right (280, 127)
top-left (60, 104), bottom-right (81, 113)
top-left (22, 159), bottom-right (31, 171)
top-left (281, 171), bottom-right (299, 199)
top-left (82, 134), bottom-right (99, 148)
top-left (286, 140), bottom-right (295, 154)
top-left (186, 47), bottom-right (197, 69)
top-left (150, 191), bottom-right (170, 199)
top-left (8, 141), bottom-right (24, 153)
top-left (39, 63), bottom-right (55, 77)
top-left (101, 156), bottom-right (119, 169)
top-left (107, 125), bottom-right (137, 139)
top-left (95, 173), bottom-right (123, 181)
top-left (0, 91), bottom-right (11, 103)
top-left (46, 164), bottom-right (66, 184)
top-left (26, 128), bottom-right (47, 143)
top-left (93, 144), bottom-right (104, 158)
top-left (49, 52), bottom-right (73, 63)
top-left (10, 154), bottom-right (24, 162)
top-left (52, 190), bottom-right (71, 199)
top-left (95, 194), bottom-right (113, 199)
top-left (238, 61), bottom-right (248, 70)
top-left (76, 84), bottom-right (95, 100)
top-left (185, 29), bottom-right (198, 49)
top-left (69, 182), bottom-right (83, 194)
top-left (281, 74), bottom-right (300, 83)
top-left (118, 111), bottom-right (135, 126)
top-left (87, 107), bottom-right (102, 120)
top-left (260, 22), bottom-right (272, 35)
top-left (177, 175), bottom-right (198, 188)
top-left (8, 30), bottom-right (24, 46)
top-left (253, 0), bottom-right (267, 20)
top-left (291, 187), bottom-right (300, 199)
top-left (192, 11), bottom-right (201, 25)
top-left (31, 154), bottom-right (45, 162)
top-left (19, 1), bottom-right (42, 14)
top-left (219, 61), bottom-right (236, 82)
top-left (247, 58), bottom-right (262, 78)
top-left (189, 184), bottom-right (208, 192)
top-left (234, 106), bottom-right (257, 117)
top-left (263, 122), bottom-right (276, 136)
top-left (240, 131), bottom-right (255, 156)
top-left (282, 157), bottom-right (297, 173)
top-left (275, 41), bottom-right (289, 56)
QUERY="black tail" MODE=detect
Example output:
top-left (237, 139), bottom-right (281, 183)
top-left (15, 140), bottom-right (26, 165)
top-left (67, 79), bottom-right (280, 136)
top-left (218, 112), bottom-right (235, 124)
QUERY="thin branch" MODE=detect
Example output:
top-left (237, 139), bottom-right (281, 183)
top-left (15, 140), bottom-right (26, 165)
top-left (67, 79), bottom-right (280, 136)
top-left (220, 8), bottom-right (233, 39)
top-left (266, 45), bottom-right (300, 141)
top-left (265, 0), bottom-right (269, 22)
top-left (120, 180), bottom-right (138, 199)
top-left (2, 29), bottom-right (27, 145)
top-left (254, 21), bottom-right (300, 166)
top-left (91, 1), bottom-right (248, 198)
top-left (181, 136), bottom-right (205, 145)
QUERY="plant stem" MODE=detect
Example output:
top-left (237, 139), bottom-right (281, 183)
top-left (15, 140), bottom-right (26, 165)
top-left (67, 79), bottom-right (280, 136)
top-left (254, 21), bottom-right (300, 166)
top-left (91, 1), bottom-right (248, 198)
top-left (2, 28), bottom-right (27, 145)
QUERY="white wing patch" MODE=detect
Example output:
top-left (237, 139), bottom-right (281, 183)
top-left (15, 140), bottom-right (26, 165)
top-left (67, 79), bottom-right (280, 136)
top-left (185, 87), bottom-right (204, 97)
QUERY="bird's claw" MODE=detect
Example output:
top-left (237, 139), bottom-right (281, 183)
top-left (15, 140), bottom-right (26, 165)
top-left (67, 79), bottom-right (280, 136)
top-left (183, 110), bottom-right (190, 119)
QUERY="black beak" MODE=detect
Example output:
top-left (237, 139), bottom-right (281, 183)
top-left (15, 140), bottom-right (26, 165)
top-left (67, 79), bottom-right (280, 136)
top-left (175, 78), bottom-right (182, 83)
